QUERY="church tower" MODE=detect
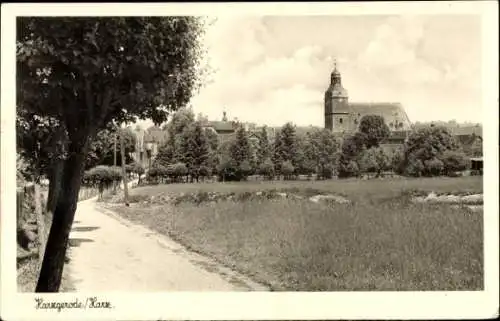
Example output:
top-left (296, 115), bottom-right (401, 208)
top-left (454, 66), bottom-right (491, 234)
top-left (324, 61), bottom-right (349, 133)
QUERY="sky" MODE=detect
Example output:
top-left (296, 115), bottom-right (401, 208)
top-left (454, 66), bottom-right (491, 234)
top-left (139, 14), bottom-right (482, 129)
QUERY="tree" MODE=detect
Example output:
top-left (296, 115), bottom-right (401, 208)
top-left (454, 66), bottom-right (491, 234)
top-left (273, 122), bottom-right (297, 174)
top-left (256, 126), bottom-right (271, 165)
top-left (180, 121), bottom-right (210, 182)
top-left (155, 141), bottom-right (175, 167)
top-left (157, 107), bottom-right (197, 166)
top-left (337, 132), bottom-right (367, 178)
top-left (204, 128), bottom-right (219, 176)
top-left (229, 125), bottom-right (251, 168)
top-left (307, 129), bottom-right (340, 179)
top-left (400, 125), bottom-right (460, 176)
top-left (359, 147), bottom-right (390, 177)
top-left (85, 126), bottom-right (136, 169)
top-left (358, 115), bottom-right (390, 148)
top-left (18, 17), bottom-right (205, 292)
top-left (16, 110), bottom-right (67, 221)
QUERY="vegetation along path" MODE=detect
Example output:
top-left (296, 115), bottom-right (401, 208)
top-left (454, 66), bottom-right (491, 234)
top-left (62, 197), bottom-right (268, 291)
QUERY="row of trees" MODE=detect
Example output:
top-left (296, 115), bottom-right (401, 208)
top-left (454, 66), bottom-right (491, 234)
top-left (151, 110), bottom-right (480, 182)
top-left (16, 17), bottom-right (206, 291)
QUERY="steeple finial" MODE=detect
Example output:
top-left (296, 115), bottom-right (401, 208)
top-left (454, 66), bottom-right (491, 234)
top-left (333, 58), bottom-right (337, 71)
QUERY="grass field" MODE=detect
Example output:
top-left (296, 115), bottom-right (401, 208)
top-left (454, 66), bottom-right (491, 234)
top-left (107, 176), bottom-right (483, 291)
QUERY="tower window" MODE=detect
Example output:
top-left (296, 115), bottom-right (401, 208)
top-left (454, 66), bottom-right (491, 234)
top-left (339, 118), bottom-right (343, 124)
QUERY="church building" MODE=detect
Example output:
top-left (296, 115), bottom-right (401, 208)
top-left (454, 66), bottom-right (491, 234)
top-left (324, 62), bottom-right (412, 135)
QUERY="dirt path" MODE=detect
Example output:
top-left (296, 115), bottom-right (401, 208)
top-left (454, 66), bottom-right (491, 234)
top-left (63, 197), bottom-right (267, 291)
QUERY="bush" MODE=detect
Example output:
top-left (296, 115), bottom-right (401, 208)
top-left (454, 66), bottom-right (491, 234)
top-left (147, 164), bottom-right (168, 183)
top-left (405, 157), bottom-right (425, 177)
top-left (196, 165), bottom-right (212, 180)
top-left (424, 158), bottom-right (444, 176)
top-left (258, 158), bottom-right (275, 180)
top-left (440, 150), bottom-right (470, 176)
top-left (83, 165), bottom-right (122, 198)
top-left (391, 148), bottom-right (405, 175)
top-left (281, 161), bottom-right (295, 180)
top-left (319, 165), bottom-right (334, 180)
top-left (217, 159), bottom-right (240, 182)
top-left (337, 159), bottom-right (360, 178)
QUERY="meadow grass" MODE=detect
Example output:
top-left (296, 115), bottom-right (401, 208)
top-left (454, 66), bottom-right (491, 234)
top-left (133, 176), bottom-right (482, 200)
top-left (111, 176), bottom-right (483, 291)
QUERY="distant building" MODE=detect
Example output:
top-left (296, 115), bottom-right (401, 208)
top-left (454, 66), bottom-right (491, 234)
top-left (201, 111), bottom-right (272, 145)
top-left (132, 125), bottom-right (168, 168)
top-left (324, 61), bottom-right (412, 148)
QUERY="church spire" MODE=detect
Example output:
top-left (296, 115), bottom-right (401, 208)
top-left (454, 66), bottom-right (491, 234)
top-left (331, 58), bottom-right (341, 85)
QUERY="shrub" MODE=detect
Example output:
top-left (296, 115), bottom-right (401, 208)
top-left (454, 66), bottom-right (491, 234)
top-left (239, 160), bottom-right (253, 179)
top-left (258, 158), bottom-right (275, 180)
top-left (319, 165), bottom-right (334, 180)
top-left (405, 157), bottom-right (425, 177)
top-left (147, 164), bottom-right (168, 183)
top-left (83, 165), bottom-right (122, 198)
top-left (337, 159), bottom-right (360, 178)
top-left (391, 148), bottom-right (405, 175)
top-left (281, 161), bottom-right (295, 180)
top-left (424, 158), bottom-right (444, 176)
top-left (440, 150), bottom-right (470, 176)
top-left (196, 165), bottom-right (212, 180)
top-left (217, 159), bottom-right (240, 182)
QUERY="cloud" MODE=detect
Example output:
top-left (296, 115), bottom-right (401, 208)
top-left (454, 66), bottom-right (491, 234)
top-left (186, 15), bottom-right (482, 128)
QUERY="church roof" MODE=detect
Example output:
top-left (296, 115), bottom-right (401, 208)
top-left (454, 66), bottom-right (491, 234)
top-left (349, 102), bottom-right (412, 129)
top-left (349, 102), bottom-right (404, 117)
top-left (205, 120), bottom-right (236, 132)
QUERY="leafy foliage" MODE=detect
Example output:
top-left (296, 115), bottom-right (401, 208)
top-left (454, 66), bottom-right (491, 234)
top-left (305, 128), bottom-right (340, 179)
top-left (86, 127), bottom-right (136, 169)
top-left (281, 161), bottom-right (295, 180)
top-left (256, 126), bottom-right (271, 165)
top-left (16, 109), bottom-right (67, 180)
top-left (401, 126), bottom-right (461, 177)
top-left (358, 115), bottom-right (390, 148)
top-left (258, 158), bottom-right (275, 180)
top-left (17, 17), bottom-right (206, 292)
top-left (179, 121), bottom-right (210, 180)
top-left (359, 147), bottom-right (390, 177)
top-left (440, 150), bottom-right (470, 175)
top-left (273, 122), bottom-right (298, 173)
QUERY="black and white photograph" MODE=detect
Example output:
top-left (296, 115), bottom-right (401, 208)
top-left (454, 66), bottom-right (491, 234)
top-left (1, 2), bottom-right (498, 320)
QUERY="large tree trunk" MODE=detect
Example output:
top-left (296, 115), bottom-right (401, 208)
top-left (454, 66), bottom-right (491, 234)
top-left (46, 163), bottom-right (63, 215)
top-left (35, 144), bottom-right (87, 292)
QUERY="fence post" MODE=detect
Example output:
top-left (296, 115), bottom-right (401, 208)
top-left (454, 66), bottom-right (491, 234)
top-left (34, 183), bottom-right (45, 264)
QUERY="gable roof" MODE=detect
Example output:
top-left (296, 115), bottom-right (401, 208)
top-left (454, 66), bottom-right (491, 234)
top-left (206, 120), bottom-right (236, 132)
top-left (348, 102), bottom-right (412, 130)
top-left (448, 126), bottom-right (482, 137)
